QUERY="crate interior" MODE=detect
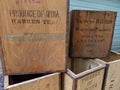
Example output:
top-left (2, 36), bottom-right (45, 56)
top-left (9, 74), bottom-right (47, 85)
top-left (100, 52), bottom-right (120, 62)
top-left (69, 59), bottom-right (99, 74)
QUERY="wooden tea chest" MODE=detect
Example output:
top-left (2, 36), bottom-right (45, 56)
top-left (69, 10), bottom-right (117, 58)
top-left (63, 58), bottom-right (105, 90)
top-left (0, 0), bottom-right (69, 75)
top-left (96, 51), bottom-right (120, 90)
top-left (4, 73), bottom-right (61, 90)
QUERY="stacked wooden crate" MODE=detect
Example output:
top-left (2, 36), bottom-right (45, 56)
top-left (96, 51), bottom-right (120, 90)
top-left (0, 1), bottom-right (119, 90)
top-left (63, 10), bottom-right (117, 90)
top-left (0, 0), bottom-right (68, 75)
top-left (0, 0), bottom-right (68, 90)
top-left (63, 58), bottom-right (105, 90)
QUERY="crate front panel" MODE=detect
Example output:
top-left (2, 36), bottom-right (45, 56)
top-left (76, 69), bottom-right (105, 90)
top-left (104, 61), bottom-right (120, 90)
top-left (6, 73), bottom-right (60, 90)
top-left (70, 10), bottom-right (116, 58)
top-left (1, 0), bottom-right (68, 74)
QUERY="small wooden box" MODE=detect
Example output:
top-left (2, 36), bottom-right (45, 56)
top-left (96, 51), bottom-right (120, 90)
top-left (69, 10), bottom-right (117, 58)
top-left (0, 0), bottom-right (69, 75)
top-left (63, 58), bottom-right (105, 90)
top-left (4, 73), bottom-right (61, 90)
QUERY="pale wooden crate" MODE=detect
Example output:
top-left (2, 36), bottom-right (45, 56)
top-left (69, 10), bottom-right (117, 58)
top-left (4, 73), bottom-right (61, 90)
top-left (95, 51), bottom-right (120, 90)
top-left (0, 0), bottom-right (69, 75)
top-left (63, 58), bottom-right (105, 90)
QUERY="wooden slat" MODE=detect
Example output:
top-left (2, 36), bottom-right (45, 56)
top-left (6, 73), bottom-right (60, 90)
top-left (0, 1), bottom-right (3, 74)
top-left (0, 0), bottom-right (68, 75)
top-left (63, 74), bottom-right (73, 90)
top-left (0, 1), bottom-right (2, 36)
top-left (105, 62), bottom-right (120, 90)
top-left (4, 76), bottom-right (9, 89)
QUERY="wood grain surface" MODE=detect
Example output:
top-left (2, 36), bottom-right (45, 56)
top-left (69, 10), bottom-right (117, 58)
top-left (0, 0), bottom-right (68, 75)
top-left (63, 74), bottom-right (73, 90)
top-left (96, 52), bottom-right (120, 90)
top-left (5, 73), bottom-right (60, 90)
top-left (0, 3), bottom-right (2, 35)
top-left (64, 59), bottom-right (105, 90)
top-left (76, 69), bottom-right (104, 90)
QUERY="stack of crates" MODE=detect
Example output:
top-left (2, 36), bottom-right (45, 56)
top-left (0, 1), bottom-right (119, 90)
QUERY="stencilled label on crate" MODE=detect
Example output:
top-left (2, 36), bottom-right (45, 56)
top-left (9, 9), bottom-right (60, 25)
top-left (7, 0), bottom-right (61, 25)
top-left (77, 69), bottom-right (104, 90)
top-left (2, 0), bottom-right (67, 34)
top-left (74, 11), bottom-right (114, 48)
top-left (71, 10), bottom-right (116, 57)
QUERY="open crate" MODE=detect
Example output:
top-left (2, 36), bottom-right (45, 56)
top-left (96, 51), bottom-right (120, 90)
top-left (4, 73), bottom-right (61, 90)
top-left (63, 58), bottom-right (105, 90)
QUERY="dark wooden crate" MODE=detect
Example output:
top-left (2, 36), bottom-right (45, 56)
top-left (69, 10), bottom-right (117, 58)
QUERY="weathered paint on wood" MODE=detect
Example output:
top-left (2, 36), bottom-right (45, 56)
top-left (0, 0), bottom-right (68, 75)
top-left (70, 0), bottom-right (120, 52)
top-left (63, 59), bottom-right (105, 90)
top-left (5, 73), bottom-right (60, 90)
top-left (96, 51), bottom-right (120, 90)
top-left (69, 10), bottom-right (117, 58)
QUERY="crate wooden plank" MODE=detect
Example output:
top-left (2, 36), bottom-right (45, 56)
top-left (0, 0), bottom-right (68, 75)
top-left (96, 51), bottom-right (120, 90)
top-left (69, 10), bottom-right (117, 58)
top-left (0, 2), bottom-right (1, 36)
top-left (76, 69), bottom-right (104, 90)
top-left (63, 59), bottom-right (105, 90)
top-left (5, 73), bottom-right (60, 90)
top-left (63, 74), bottom-right (73, 90)
top-left (4, 76), bottom-right (9, 89)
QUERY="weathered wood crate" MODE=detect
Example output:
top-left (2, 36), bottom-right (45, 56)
top-left (4, 73), bottom-right (61, 90)
top-left (96, 51), bottom-right (120, 90)
top-left (63, 58), bottom-right (105, 90)
top-left (0, 0), bottom-right (69, 75)
top-left (69, 10), bottom-right (117, 58)
top-left (0, 3), bottom-right (2, 36)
